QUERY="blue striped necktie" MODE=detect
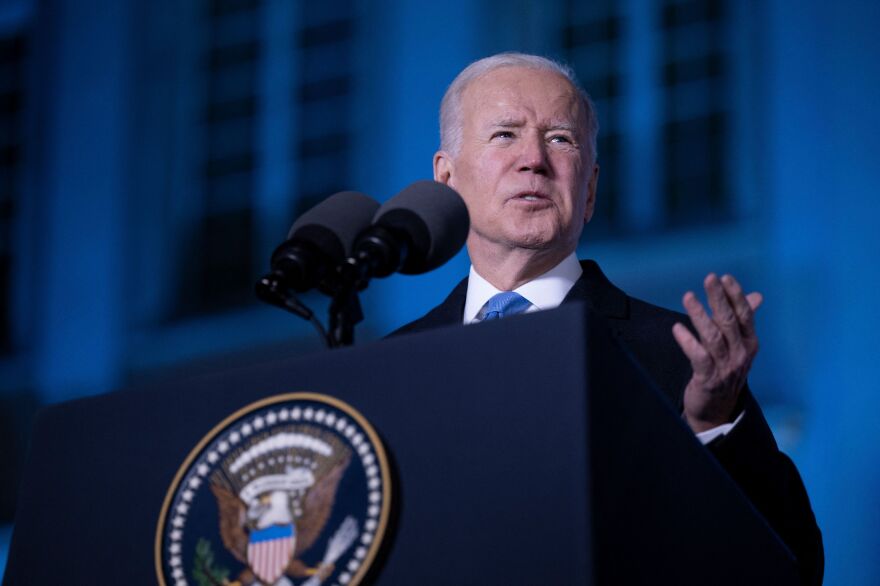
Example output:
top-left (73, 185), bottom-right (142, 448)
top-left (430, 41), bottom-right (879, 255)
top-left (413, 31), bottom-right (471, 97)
top-left (479, 291), bottom-right (532, 321)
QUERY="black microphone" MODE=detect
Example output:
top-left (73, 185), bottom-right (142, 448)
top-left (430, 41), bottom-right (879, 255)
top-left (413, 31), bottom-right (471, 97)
top-left (352, 180), bottom-right (469, 279)
top-left (263, 191), bottom-right (379, 294)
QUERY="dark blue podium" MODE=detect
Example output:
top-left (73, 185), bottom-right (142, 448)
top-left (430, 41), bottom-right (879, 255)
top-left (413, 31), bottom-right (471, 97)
top-left (3, 303), bottom-right (798, 585)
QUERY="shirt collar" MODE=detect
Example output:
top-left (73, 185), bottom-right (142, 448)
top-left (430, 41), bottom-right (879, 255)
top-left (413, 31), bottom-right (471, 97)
top-left (463, 253), bottom-right (583, 324)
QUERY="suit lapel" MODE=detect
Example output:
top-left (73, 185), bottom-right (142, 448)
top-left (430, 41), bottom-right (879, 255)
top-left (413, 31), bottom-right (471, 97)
top-left (389, 277), bottom-right (468, 335)
top-left (426, 277), bottom-right (469, 325)
top-left (563, 260), bottom-right (629, 320)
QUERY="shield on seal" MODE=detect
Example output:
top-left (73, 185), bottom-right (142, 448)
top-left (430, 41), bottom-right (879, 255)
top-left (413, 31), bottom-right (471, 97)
top-left (247, 524), bottom-right (296, 584)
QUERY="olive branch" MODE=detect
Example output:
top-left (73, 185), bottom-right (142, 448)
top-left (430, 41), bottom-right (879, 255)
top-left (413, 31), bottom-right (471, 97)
top-left (192, 538), bottom-right (231, 586)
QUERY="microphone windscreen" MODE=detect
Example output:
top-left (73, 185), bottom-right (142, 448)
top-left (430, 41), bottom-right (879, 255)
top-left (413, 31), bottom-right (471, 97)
top-left (289, 191), bottom-right (379, 262)
top-left (373, 180), bottom-right (469, 274)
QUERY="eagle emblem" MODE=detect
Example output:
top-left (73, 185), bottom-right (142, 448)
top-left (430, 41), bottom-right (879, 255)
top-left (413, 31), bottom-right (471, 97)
top-left (156, 394), bottom-right (391, 586)
top-left (210, 426), bottom-right (354, 585)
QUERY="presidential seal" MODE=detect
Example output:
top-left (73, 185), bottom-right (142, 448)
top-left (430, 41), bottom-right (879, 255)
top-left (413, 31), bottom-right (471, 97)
top-left (156, 393), bottom-right (391, 586)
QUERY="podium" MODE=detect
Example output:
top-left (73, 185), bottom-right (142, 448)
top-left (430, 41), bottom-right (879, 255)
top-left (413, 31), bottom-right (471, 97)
top-left (3, 303), bottom-right (798, 585)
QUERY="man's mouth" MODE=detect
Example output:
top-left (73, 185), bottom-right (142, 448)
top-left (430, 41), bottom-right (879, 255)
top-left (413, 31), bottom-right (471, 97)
top-left (513, 191), bottom-right (549, 200)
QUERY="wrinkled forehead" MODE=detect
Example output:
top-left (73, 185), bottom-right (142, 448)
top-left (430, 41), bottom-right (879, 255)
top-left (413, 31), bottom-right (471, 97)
top-left (459, 66), bottom-right (588, 133)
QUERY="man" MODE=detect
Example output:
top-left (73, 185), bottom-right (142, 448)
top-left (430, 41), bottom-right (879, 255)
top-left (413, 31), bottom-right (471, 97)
top-left (394, 53), bottom-right (823, 584)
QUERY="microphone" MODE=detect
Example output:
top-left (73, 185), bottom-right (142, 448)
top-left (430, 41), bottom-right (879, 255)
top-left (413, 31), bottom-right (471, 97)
top-left (262, 191), bottom-right (379, 295)
top-left (352, 180), bottom-right (469, 279)
top-left (256, 183), bottom-right (466, 347)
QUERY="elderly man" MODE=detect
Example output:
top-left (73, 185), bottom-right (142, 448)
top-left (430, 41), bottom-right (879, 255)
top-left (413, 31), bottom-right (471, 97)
top-left (395, 53), bottom-right (823, 584)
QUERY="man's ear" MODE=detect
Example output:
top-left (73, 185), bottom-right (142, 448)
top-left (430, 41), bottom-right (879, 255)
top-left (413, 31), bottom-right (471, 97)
top-left (583, 163), bottom-right (600, 223)
top-left (433, 151), bottom-right (453, 185)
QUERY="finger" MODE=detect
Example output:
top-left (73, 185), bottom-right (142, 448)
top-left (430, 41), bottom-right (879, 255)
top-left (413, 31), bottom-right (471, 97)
top-left (743, 291), bottom-right (763, 354)
top-left (746, 291), bottom-right (763, 311)
top-left (683, 289), bottom-right (728, 361)
top-left (720, 274), bottom-right (757, 335)
top-left (705, 273), bottom-right (742, 351)
top-left (672, 322), bottom-right (714, 381)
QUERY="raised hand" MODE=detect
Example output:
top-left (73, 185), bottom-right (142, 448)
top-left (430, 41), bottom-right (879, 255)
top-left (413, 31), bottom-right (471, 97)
top-left (672, 274), bottom-right (763, 433)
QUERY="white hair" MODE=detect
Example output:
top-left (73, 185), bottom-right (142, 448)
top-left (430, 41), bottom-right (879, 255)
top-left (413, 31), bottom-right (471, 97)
top-left (439, 52), bottom-right (599, 163)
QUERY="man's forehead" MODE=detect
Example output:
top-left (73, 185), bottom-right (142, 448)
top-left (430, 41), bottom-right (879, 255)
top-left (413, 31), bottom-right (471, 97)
top-left (460, 67), bottom-right (585, 127)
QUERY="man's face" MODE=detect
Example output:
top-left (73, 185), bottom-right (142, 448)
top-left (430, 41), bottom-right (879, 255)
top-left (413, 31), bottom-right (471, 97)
top-left (435, 66), bottom-right (599, 258)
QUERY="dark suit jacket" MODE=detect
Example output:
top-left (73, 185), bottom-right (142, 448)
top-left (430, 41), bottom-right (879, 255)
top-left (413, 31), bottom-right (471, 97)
top-left (393, 260), bottom-right (823, 585)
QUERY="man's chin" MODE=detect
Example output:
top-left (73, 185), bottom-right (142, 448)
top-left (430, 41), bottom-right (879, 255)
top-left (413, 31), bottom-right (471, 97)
top-left (506, 228), bottom-right (583, 256)
top-left (470, 225), bottom-right (575, 255)
top-left (504, 232), bottom-right (565, 251)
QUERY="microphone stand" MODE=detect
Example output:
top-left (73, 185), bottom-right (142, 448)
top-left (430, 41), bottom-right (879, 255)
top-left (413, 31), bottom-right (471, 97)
top-left (324, 230), bottom-right (407, 347)
top-left (326, 259), bottom-right (366, 348)
top-left (328, 290), bottom-right (362, 347)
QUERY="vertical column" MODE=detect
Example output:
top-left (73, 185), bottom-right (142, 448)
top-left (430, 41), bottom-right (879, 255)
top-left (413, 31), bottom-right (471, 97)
top-left (255, 0), bottom-right (297, 255)
top-left (620, 0), bottom-right (663, 231)
top-left (33, 0), bottom-right (133, 402)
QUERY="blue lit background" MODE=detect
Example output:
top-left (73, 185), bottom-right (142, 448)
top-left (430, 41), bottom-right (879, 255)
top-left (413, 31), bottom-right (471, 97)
top-left (1, 0), bottom-right (878, 583)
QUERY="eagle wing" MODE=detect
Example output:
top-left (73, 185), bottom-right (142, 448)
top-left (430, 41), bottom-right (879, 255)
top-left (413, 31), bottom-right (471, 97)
top-left (210, 482), bottom-right (249, 563)
top-left (293, 453), bottom-right (352, 557)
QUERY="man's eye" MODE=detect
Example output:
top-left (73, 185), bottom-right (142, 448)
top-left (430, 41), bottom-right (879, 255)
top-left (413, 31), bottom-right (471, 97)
top-left (492, 131), bottom-right (514, 140)
top-left (549, 134), bottom-right (572, 144)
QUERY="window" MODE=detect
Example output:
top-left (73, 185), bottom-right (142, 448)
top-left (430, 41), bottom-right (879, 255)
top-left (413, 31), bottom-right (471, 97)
top-left (292, 0), bottom-right (356, 216)
top-left (175, 0), bottom-right (263, 315)
top-left (660, 0), bottom-right (730, 226)
top-left (0, 33), bottom-right (26, 355)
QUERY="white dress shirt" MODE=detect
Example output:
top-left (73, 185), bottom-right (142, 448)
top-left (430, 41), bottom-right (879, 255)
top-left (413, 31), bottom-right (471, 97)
top-left (463, 253), bottom-right (583, 324)
top-left (463, 252), bottom-right (741, 444)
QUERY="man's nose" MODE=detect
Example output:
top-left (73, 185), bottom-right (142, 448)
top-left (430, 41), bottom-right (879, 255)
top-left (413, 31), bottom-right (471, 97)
top-left (517, 133), bottom-right (549, 175)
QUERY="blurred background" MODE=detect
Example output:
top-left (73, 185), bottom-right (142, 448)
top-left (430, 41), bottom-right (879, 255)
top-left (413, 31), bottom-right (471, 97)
top-left (1, 0), bottom-right (878, 582)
